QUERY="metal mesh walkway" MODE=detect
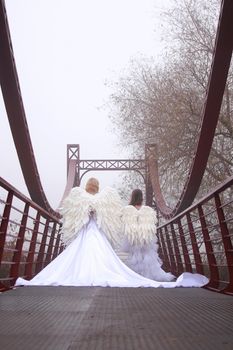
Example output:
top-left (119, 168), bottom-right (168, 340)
top-left (0, 286), bottom-right (233, 350)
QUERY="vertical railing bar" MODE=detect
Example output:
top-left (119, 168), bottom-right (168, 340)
top-left (0, 191), bottom-right (13, 268)
top-left (198, 204), bottom-right (219, 290)
top-left (164, 225), bottom-right (177, 274)
top-left (9, 202), bottom-right (30, 285)
top-left (59, 242), bottom-right (65, 254)
top-left (35, 218), bottom-right (50, 273)
top-left (44, 222), bottom-right (57, 266)
top-left (214, 193), bottom-right (233, 294)
top-left (186, 212), bottom-right (204, 275)
top-left (156, 228), bottom-right (163, 260)
top-left (52, 225), bottom-right (62, 260)
top-left (24, 211), bottom-right (41, 279)
top-left (170, 222), bottom-right (184, 275)
top-left (157, 228), bottom-right (163, 267)
top-left (177, 218), bottom-right (192, 272)
top-left (158, 227), bottom-right (171, 272)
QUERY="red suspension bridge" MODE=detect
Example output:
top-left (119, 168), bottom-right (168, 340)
top-left (0, 1), bottom-right (233, 349)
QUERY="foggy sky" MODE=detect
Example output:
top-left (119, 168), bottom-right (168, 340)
top-left (0, 0), bottom-right (171, 208)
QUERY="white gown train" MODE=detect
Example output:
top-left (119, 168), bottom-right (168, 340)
top-left (15, 219), bottom-right (209, 288)
top-left (123, 238), bottom-right (175, 282)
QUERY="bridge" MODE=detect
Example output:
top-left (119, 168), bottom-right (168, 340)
top-left (0, 0), bottom-right (233, 349)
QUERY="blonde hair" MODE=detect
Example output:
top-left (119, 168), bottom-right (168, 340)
top-left (85, 177), bottom-right (99, 194)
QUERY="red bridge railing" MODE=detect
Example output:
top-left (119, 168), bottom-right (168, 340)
top-left (0, 177), bottom-right (63, 292)
top-left (157, 175), bottom-right (233, 296)
top-left (1, 174), bottom-right (233, 295)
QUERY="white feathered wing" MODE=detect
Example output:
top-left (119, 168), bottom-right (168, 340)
top-left (59, 187), bottom-right (93, 244)
top-left (60, 186), bottom-right (123, 246)
top-left (94, 187), bottom-right (123, 246)
top-left (122, 205), bottom-right (158, 246)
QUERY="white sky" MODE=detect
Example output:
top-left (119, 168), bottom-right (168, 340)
top-left (1, 0), bottom-right (171, 208)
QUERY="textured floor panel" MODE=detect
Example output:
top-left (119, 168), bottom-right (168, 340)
top-left (0, 287), bottom-right (233, 349)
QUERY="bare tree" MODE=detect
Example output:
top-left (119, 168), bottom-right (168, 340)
top-left (107, 0), bottom-right (233, 207)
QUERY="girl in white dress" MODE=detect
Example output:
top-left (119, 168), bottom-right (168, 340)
top-left (15, 178), bottom-right (208, 288)
top-left (121, 189), bottom-right (174, 282)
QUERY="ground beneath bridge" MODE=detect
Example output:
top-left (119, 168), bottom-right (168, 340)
top-left (0, 286), bottom-right (233, 350)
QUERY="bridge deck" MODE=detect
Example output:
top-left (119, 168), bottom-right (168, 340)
top-left (0, 286), bottom-right (232, 350)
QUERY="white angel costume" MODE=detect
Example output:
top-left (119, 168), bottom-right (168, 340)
top-left (15, 187), bottom-right (208, 288)
top-left (121, 205), bottom-right (174, 281)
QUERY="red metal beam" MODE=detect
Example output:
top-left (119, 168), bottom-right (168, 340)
top-left (58, 159), bottom-right (78, 209)
top-left (0, 0), bottom-right (59, 217)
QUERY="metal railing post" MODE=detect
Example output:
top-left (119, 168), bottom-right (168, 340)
top-left (214, 193), bottom-right (233, 294)
top-left (198, 205), bottom-right (219, 290)
top-left (24, 212), bottom-right (40, 279)
top-left (10, 202), bottom-right (29, 285)
top-left (186, 213), bottom-right (204, 275)
top-left (177, 218), bottom-right (192, 272)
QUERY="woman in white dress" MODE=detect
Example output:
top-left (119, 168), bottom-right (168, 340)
top-left (15, 178), bottom-right (208, 288)
top-left (121, 189), bottom-right (174, 282)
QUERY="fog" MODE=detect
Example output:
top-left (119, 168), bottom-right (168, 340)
top-left (0, 0), bottom-right (170, 208)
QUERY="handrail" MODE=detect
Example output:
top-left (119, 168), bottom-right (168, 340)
top-left (0, 176), bottom-right (62, 292)
top-left (157, 174), bottom-right (233, 295)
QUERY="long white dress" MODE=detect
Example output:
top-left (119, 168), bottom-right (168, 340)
top-left (15, 188), bottom-right (209, 288)
top-left (15, 218), bottom-right (208, 288)
top-left (121, 205), bottom-right (175, 282)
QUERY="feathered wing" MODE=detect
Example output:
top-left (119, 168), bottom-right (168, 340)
top-left (137, 206), bottom-right (158, 244)
top-left (94, 187), bottom-right (123, 246)
top-left (59, 187), bottom-right (93, 244)
top-left (121, 205), bottom-right (139, 246)
top-left (122, 205), bottom-right (158, 246)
